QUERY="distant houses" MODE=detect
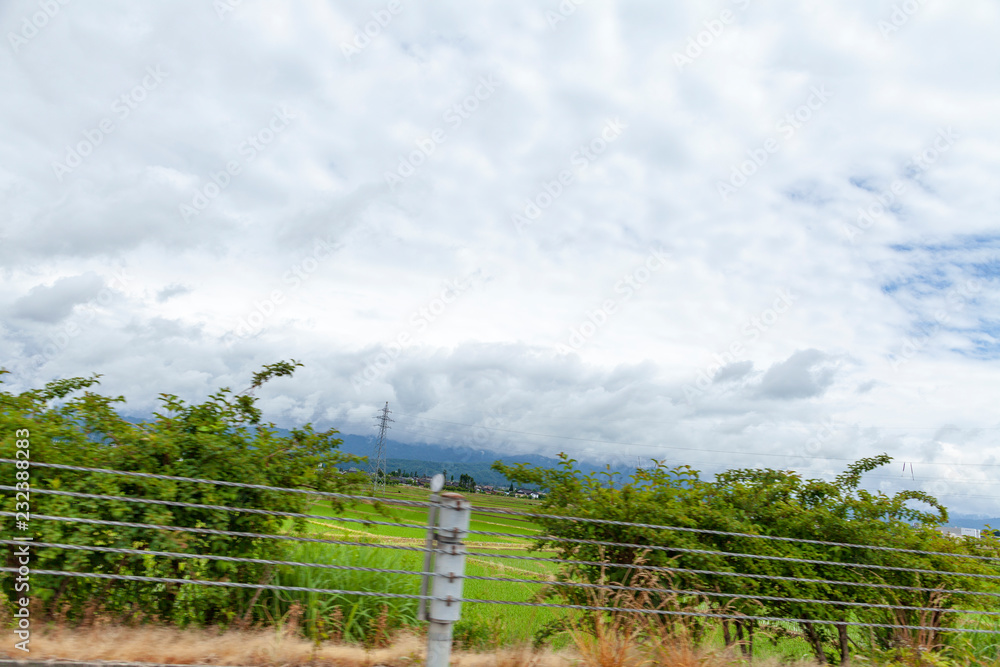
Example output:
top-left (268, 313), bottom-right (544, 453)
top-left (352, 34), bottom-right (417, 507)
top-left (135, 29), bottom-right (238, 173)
top-left (337, 463), bottom-right (546, 499)
top-left (937, 525), bottom-right (982, 539)
top-left (908, 521), bottom-right (989, 539)
top-left (344, 469), bottom-right (544, 498)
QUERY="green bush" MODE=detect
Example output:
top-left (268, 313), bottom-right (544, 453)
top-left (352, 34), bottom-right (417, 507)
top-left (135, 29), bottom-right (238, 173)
top-left (0, 362), bottom-right (366, 627)
top-left (494, 454), bottom-right (1000, 664)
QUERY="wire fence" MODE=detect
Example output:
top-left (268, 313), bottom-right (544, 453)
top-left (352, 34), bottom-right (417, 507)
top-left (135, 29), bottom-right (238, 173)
top-left (2, 567), bottom-right (997, 635)
top-left (4, 539), bottom-right (1000, 618)
top-left (4, 457), bottom-right (1000, 640)
top-left (10, 485), bottom-right (999, 582)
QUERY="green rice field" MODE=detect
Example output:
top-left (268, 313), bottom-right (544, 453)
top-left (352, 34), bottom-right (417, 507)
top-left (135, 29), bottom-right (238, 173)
top-left (284, 485), bottom-right (570, 646)
top-left (273, 485), bottom-right (1000, 662)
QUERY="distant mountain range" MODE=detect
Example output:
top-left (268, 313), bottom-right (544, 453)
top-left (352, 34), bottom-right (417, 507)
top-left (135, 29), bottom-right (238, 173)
top-left (947, 515), bottom-right (1000, 530)
top-left (118, 416), bottom-right (627, 487)
top-left (336, 436), bottom-right (1000, 526)
top-left (119, 416), bottom-right (997, 523)
top-left (335, 433), bottom-right (631, 488)
top-left (346, 457), bottom-right (515, 487)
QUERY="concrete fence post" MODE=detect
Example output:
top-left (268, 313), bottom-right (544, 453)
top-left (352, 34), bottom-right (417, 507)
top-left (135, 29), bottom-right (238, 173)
top-left (425, 491), bottom-right (471, 667)
top-left (417, 486), bottom-right (440, 624)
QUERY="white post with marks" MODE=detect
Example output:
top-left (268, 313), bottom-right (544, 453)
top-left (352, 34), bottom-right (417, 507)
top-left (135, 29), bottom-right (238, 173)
top-left (425, 485), bottom-right (471, 667)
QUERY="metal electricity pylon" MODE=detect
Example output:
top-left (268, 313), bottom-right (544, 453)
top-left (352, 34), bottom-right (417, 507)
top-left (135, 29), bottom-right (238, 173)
top-left (370, 401), bottom-right (393, 495)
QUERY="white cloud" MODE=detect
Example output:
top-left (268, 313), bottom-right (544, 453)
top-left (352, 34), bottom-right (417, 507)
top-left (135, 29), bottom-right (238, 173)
top-left (2, 0), bottom-right (999, 515)
top-left (9, 273), bottom-right (104, 323)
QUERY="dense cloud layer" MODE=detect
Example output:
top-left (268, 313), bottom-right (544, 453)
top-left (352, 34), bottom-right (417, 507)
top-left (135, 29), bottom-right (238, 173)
top-left (1, 0), bottom-right (999, 515)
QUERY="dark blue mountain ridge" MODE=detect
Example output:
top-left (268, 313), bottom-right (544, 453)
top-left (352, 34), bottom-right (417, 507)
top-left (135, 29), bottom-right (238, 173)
top-left (947, 514), bottom-right (1000, 531)
top-left (117, 417), bottom-right (994, 524)
top-left (336, 433), bottom-right (632, 478)
top-left (117, 415), bottom-right (631, 486)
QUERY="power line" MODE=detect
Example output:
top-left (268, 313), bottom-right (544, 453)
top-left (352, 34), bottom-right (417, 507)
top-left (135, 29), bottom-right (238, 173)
top-left (389, 423), bottom-right (1000, 503)
top-left (397, 412), bottom-right (1000, 436)
top-left (396, 422), bottom-right (1000, 503)
top-left (391, 419), bottom-right (1000, 486)
top-left (866, 475), bottom-right (999, 486)
top-left (392, 414), bottom-right (1000, 468)
top-left (396, 420), bottom-right (1000, 488)
top-left (508, 413), bottom-right (1000, 430)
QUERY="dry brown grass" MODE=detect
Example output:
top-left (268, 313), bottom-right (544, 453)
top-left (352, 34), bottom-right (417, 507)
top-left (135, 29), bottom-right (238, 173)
top-left (0, 622), bottom-right (833, 667)
top-left (0, 549), bottom-right (825, 667)
top-left (558, 550), bottom-right (828, 667)
top-left (0, 624), bottom-right (575, 667)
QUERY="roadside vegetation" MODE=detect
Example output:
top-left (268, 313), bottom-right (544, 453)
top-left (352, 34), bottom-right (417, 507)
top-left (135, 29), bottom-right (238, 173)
top-left (3, 365), bottom-right (1000, 665)
top-left (494, 456), bottom-right (1000, 664)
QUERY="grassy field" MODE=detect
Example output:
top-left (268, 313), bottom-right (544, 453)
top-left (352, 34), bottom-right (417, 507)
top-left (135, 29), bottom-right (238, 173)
top-left (281, 486), bottom-right (837, 659)
top-left (288, 484), bottom-right (569, 647)
top-left (275, 485), bottom-right (1000, 663)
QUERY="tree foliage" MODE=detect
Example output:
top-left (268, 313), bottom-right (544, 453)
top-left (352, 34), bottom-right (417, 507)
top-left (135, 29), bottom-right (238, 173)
top-left (493, 454), bottom-right (1000, 663)
top-left (1, 364), bottom-right (365, 626)
top-left (448, 473), bottom-right (476, 492)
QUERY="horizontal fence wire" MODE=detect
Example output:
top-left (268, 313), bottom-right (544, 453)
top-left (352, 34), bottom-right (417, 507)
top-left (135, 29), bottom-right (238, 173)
top-left (0, 510), bottom-right (437, 554)
top-left (464, 531), bottom-right (1000, 582)
top-left (8, 458), bottom-right (1000, 630)
top-left (2, 568), bottom-right (997, 635)
top-left (0, 458), bottom-right (431, 509)
top-left (8, 511), bottom-right (1000, 599)
top-left (0, 484), bottom-right (541, 537)
top-left (10, 485), bottom-right (996, 583)
top-left (0, 539), bottom-right (429, 576)
top-left (7, 458), bottom-right (998, 564)
top-left (459, 549), bottom-right (1000, 599)
top-left (6, 539), bottom-right (999, 618)
top-left (0, 485), bottom-right (443, 534)
top-left (470, 505), bottom-right (1000, 564)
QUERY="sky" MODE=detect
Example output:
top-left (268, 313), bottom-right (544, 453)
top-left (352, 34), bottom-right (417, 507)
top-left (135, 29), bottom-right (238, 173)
top-left (1, 1), bottom-right (999, 516)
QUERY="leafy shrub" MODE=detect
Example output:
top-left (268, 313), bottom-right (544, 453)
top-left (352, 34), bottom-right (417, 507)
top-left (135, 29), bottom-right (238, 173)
top-left (0, 362), bottom-right (366, 627)
top-left (494, 454), bottom-right (1000, 664)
